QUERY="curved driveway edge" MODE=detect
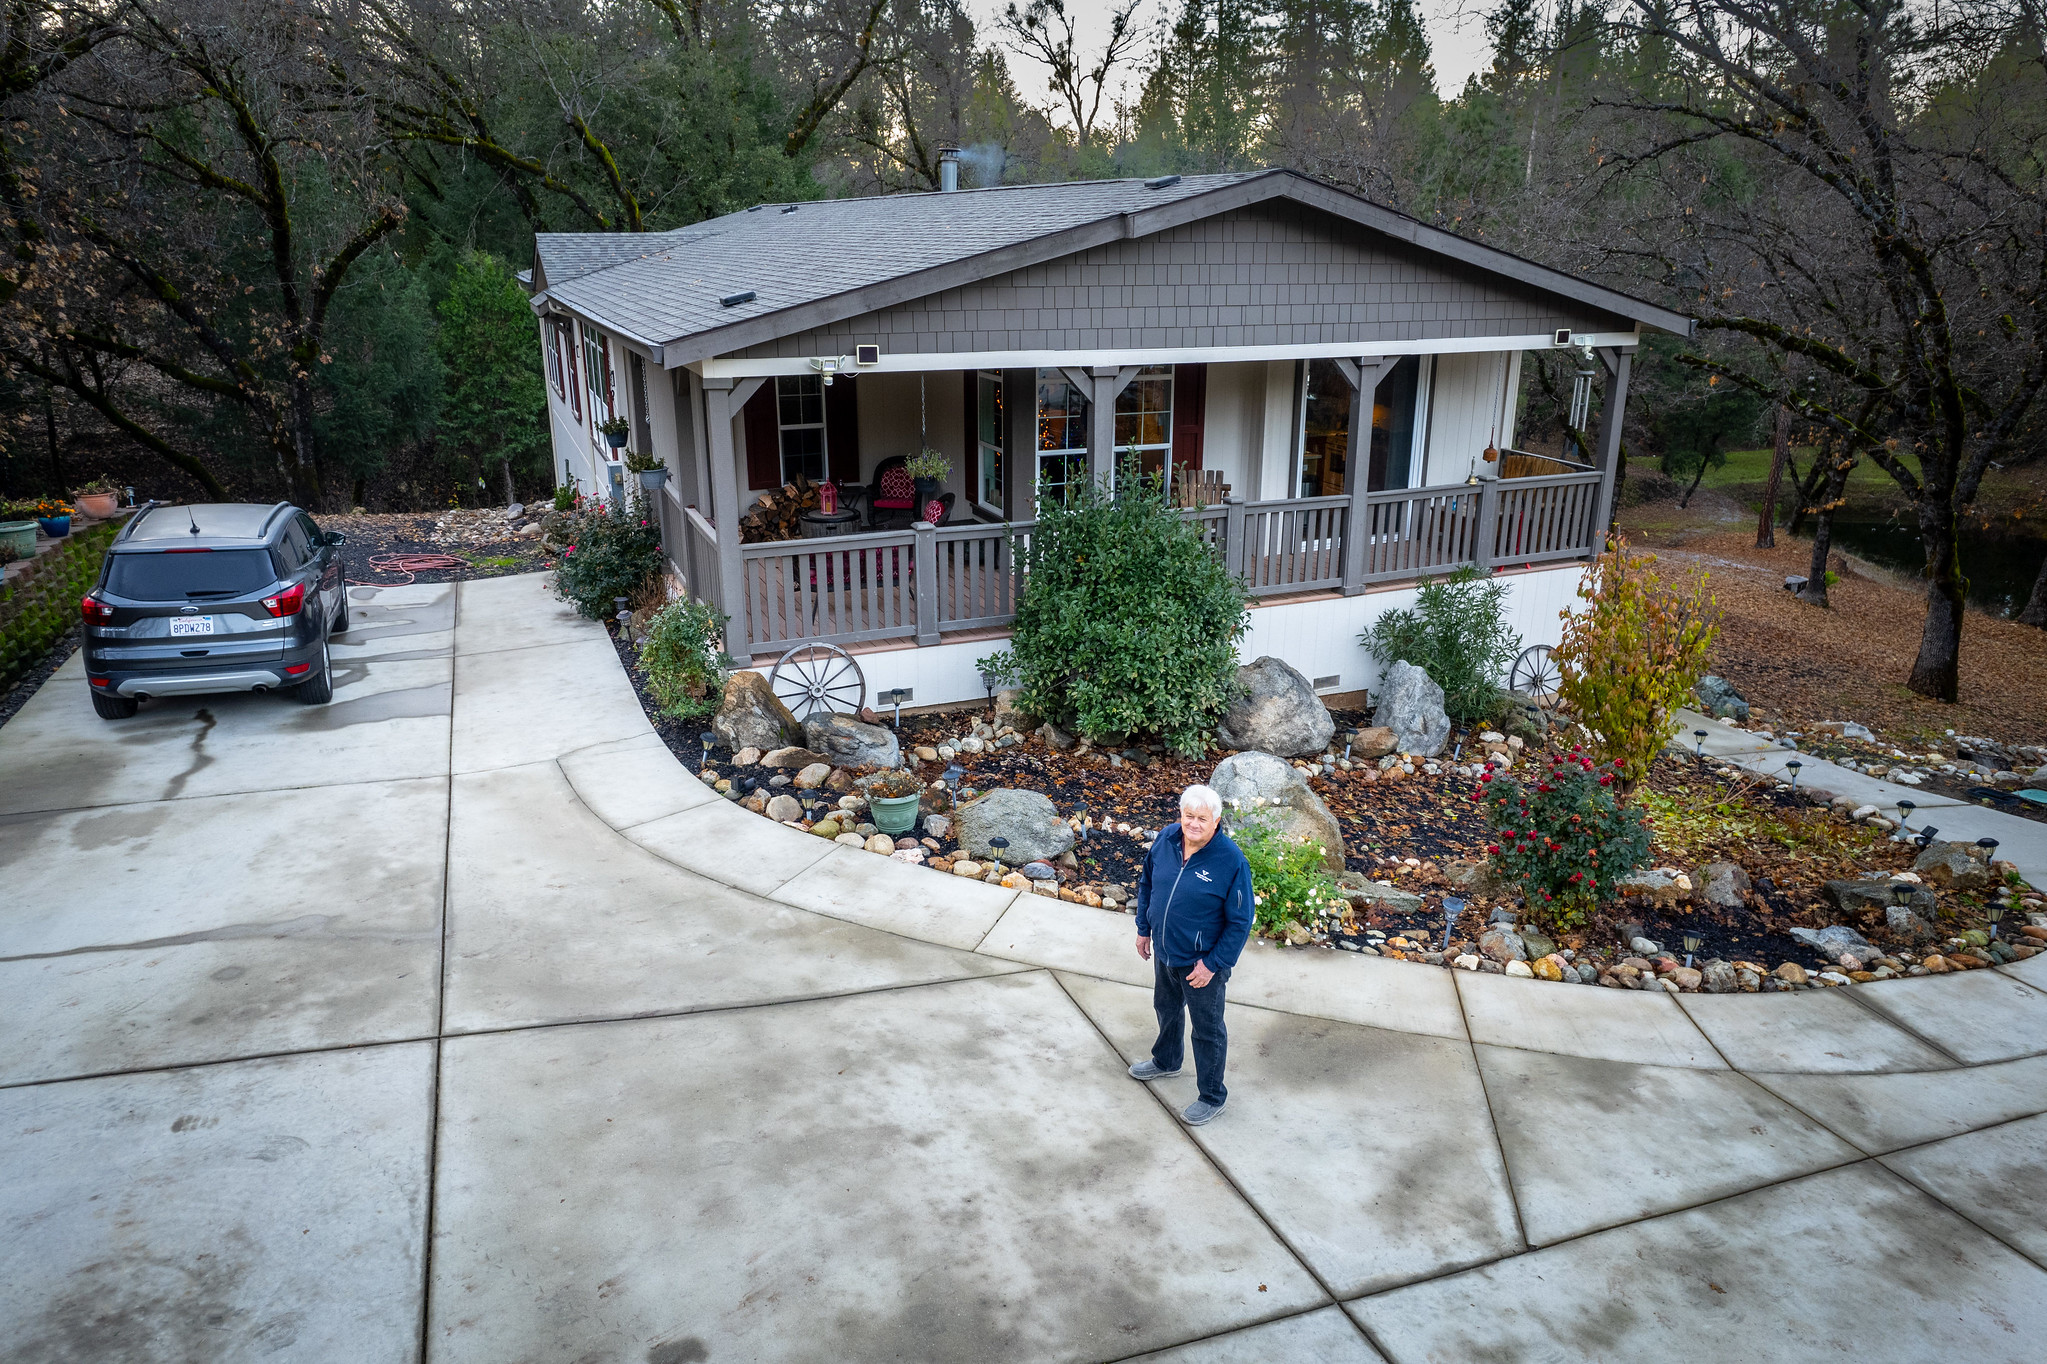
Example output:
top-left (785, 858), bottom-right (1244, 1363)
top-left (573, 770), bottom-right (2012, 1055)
top-left (3, 571), bottom-right (2044, 1364)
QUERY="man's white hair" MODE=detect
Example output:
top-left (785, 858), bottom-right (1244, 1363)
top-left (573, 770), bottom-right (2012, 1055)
top-left (1180, 784), bottom-right (1224, 819)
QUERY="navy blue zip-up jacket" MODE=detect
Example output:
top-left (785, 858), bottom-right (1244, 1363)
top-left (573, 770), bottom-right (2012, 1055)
top-left (1133, 823), bottom-right (1255, 975)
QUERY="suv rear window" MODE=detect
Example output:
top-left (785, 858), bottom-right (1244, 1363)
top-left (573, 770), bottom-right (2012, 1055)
top-left (105, 549), bottom-right (282, 601)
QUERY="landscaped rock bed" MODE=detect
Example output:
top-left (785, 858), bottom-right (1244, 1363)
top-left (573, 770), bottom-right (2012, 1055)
top-left (605, 629), bottom-right (2039, 995)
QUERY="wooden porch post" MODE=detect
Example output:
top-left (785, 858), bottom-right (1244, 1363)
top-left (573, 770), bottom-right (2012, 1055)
top-left (1591, 348), bottom-right (1633, 550)
top-left (703, 377), bottom-right (748, 659)
top-left (914, 520), bottom-right (940, 646)
top-left (1001, 367), bottom-right (1036, 526)
top-left (1084, 365), bottom-right (1139, 489)
top-left (1224, 497), bottom-right (1247, 581)
top-left (1338, 358), bottom-right (1390, 597)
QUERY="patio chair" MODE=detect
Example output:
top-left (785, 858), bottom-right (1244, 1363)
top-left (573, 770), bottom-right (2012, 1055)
top-left (867, 456), bottom-right (918, 528)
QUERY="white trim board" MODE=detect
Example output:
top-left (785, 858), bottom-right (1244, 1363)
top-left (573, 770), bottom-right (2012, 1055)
top-left (695, 333), bottom-right (1641, 380)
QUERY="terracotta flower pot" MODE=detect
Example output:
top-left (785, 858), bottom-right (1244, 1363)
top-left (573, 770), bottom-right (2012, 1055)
top-left (77, 493), bottom-right (120, 519)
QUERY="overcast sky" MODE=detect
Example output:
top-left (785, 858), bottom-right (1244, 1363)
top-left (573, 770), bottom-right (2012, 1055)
top-left (966, 0), bottom-right (1496, 127)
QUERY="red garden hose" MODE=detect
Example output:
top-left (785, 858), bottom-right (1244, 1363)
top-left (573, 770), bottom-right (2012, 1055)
top-left (347, 552), bottom-right (473, 585)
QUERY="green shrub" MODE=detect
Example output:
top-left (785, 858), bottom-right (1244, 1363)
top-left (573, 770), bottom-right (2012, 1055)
top-left (1553, 540), bottom-right (1718, 791)
top-left (552, 484), bottom-right (579, 512)
top-left (1477, 749), bottom-right (1652, 932)
top-left (552, 493), bottom-right (666, 620)
top-left (1233, 815), bottom-right (1345, 937)
top-left (978, 458), bottom-right (1248, 756)
top-left (637, 597), bottom-right (732, 718)
top-left (1361, 565), bottom-right (1521, 725)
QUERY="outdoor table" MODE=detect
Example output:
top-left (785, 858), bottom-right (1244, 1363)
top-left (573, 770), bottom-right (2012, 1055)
top-left (799, 508), bottom-right (862, 538)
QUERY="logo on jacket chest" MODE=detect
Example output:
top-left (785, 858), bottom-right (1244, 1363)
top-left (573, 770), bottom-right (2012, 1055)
top-left (1193, 869), bottom-right (1213, 882)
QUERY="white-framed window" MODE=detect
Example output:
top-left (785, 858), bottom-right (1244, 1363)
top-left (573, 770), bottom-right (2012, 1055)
top-left (976, 371), bottom-right (1003, 514)
top-left (1114, 365), bottom-right (1174, 483)
top-left (581, 325), bottom-right (613, 436)
top-left (776, 375), bottom-right (827, 483)
top-left (1035, 369), bottom-right (1087, 504)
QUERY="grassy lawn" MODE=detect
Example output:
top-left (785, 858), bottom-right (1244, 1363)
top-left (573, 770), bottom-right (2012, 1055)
top-left (1655, 447), bottom-right (2047, 517)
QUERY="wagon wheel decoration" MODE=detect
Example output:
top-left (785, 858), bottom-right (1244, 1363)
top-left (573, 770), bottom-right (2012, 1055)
top-left (1508, 644), bottom-right (1561, 701)
top-left (768, 642), bottom-right (866, 723)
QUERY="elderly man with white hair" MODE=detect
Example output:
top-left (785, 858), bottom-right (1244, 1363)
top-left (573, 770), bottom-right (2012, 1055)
top-left (1128, 783), bottom-right (1255, 1125)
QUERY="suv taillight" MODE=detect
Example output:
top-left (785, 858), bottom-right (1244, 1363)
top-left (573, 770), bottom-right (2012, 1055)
top-left (81, 592), bottom-right (115, 623)
top-left (262, 581), bottom-right (306, 617)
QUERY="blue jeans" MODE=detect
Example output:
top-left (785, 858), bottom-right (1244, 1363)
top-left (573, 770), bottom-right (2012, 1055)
top-left (1151, 956), bottom-right (1230, 1106)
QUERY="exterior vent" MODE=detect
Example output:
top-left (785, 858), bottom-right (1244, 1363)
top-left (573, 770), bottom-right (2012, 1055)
top-left (719, 290), bottom-right (756, 308)
top-left (779, 204), bottom-right (799, 214)
top-left (855, 345), bottom-right (880, 366)
top-left (937, 146), bottom-right (960, 192)
top-left (1145, 174), bottom-right (1181, 189)
top-left (1313, 675), bottom-right (1341, 691)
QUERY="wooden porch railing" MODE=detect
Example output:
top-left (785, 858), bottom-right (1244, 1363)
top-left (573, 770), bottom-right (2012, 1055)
top-left (691, 470), bottom-right (1606, 659)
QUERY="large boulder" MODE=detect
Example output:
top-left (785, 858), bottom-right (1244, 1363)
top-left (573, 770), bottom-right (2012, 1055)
top-left (1825, 879), bottom-right (1937, 919)
top-left (1693, 862), bottom-right (1752, 909)
top-left (712, 671), bottom-right (801, 753)
top-left (1912, 841), bottom-right (1994, 892)
top-left (1695, 674), bottom-right (1750, 722)
top-left (1373, 661), bottom-right (1450, 757)
top-left (1208, 751), bottom-right (1345, 874)
top-left (954, 788), bottom-right (1075, 866)
top-left (1789, 923), bottom-right (1882, 969)
top-left (802, 711), bottom-right (901, 770)
top-left (1215, 656), bottom-right (1334, 758)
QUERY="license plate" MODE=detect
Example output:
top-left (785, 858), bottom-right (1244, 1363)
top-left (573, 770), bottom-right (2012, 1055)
top-left (169, 616), bottom-right (215, 637)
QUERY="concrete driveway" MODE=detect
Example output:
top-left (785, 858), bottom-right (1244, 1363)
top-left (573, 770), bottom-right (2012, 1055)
top-left (4, 572), bottom-right (2046, 1363)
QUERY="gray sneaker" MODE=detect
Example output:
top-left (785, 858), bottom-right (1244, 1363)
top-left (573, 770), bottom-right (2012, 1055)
top-left (1128, 1059), bottom-right (1181, 1081)
top-left (1181, 1098), bottom-right (1225, 1126)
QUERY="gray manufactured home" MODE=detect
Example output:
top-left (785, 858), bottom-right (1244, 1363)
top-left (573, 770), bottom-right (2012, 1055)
top-left (530, 167), bottom-right (1689, 707)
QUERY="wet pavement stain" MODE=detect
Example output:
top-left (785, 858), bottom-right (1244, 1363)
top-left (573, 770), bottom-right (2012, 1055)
top-left (160, 708), bottom-right (217, 802)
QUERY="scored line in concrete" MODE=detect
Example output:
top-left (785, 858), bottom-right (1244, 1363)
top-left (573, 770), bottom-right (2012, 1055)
top-left (1044, 970), bottom-right (1369, 1353)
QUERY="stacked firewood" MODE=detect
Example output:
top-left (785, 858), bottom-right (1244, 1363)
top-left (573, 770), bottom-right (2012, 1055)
top-left (738, 475), bottom-right (822, 543)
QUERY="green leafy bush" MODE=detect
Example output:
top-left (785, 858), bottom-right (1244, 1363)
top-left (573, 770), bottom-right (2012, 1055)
top-left (978, 460), bottom-right (1247, 756)
top-left (1234, 815), bottom-right (1345, 937)
top-left (552, 493), bottom-right (666, 620)
top-left (637, 597), bottom-right (732, 718)
top-left (552, 484), bottom-right (579, 512)
top-left (1553, 540), bottom-right (1718, 791)
top-left (1361, 565), bottom-right (1521, 724)
top-left (1477, 749), bottom-right (1653, 931)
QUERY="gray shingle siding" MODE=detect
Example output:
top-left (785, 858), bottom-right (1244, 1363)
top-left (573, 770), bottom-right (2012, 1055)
top-left (734, 201), bottom-right (1631, 359)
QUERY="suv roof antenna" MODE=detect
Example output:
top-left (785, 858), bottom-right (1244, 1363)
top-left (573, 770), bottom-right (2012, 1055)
top-left (187, 506), bottom-right (200, 535)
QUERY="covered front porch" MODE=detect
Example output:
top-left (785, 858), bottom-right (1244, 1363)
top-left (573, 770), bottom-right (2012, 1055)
top-left (653, 347), bottom-right (1625, 667)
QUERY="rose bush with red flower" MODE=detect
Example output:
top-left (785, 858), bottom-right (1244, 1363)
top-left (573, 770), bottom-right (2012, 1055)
top-left (1478, 749), bottom-right (1652, 930)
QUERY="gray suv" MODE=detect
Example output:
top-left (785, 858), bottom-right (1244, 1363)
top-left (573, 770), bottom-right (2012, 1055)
top-left (82, 502), bottom-right (348, 718)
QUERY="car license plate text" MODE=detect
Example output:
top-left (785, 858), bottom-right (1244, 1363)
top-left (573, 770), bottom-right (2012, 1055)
top-left (169, 616), bottom-right (215, 637)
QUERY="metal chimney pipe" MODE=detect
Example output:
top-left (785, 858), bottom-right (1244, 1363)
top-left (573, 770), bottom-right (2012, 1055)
top-left (937, 146), bottom-right (960, 193)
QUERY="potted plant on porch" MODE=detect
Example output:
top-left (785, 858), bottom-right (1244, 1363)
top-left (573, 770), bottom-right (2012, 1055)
top-left (904, 448), bottom-right (950, 506)
top-left (73, 478), bottom-right (122, 520)
top-left (866, 767), bottom-right (924, 836)
top-left (598, 414), bottom-right (631, 450)
top-left (624, 449), bottom-right (668, 491)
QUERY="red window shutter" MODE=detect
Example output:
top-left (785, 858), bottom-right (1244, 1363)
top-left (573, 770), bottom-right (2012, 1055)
top-left (825, 377), bottom-right (860, 483)
top-left (742, 382), bottom-right (780, 490)
top-left (566, 325), bottom-right (581, 419)
top-left (1172, 363), bottom-right (1207, 471)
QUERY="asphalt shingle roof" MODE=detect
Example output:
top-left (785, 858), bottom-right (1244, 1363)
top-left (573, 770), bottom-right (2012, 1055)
top-left (534, 173), bottom-right (1265, 351)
